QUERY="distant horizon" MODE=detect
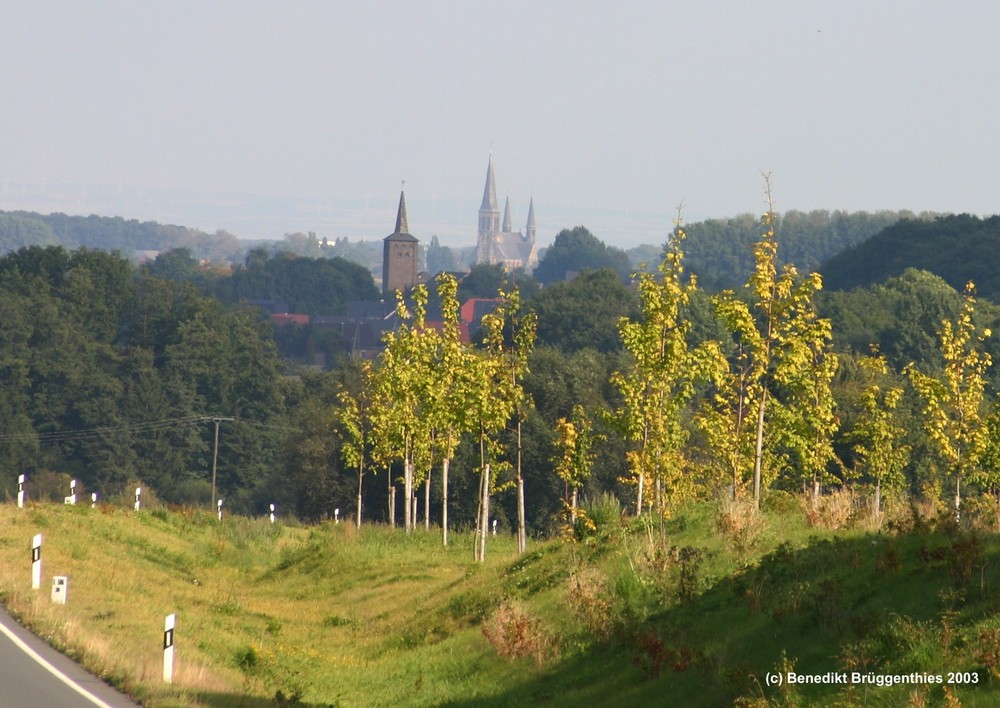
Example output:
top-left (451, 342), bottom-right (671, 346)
top-left (5, 3), bottom-right (1000, 254)
top-left (0, 178), bottom-right (968, 255)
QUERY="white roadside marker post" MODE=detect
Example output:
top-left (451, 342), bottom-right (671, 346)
top-left (163, 613), bottom-right (176, 683)
top-left (91, 492), bottom-right (98, 508)
top-left (51, 576), bottom-right (67, 605)
top-left (65, 479), bottom-right (77, 505)
top-left (17, 474), bottom-right (25, 509)
top-left (217, 499), bottom-right (223, 521)
top-left (492, 519), bottom-right (497, 536)
top-left (134, 487), bottom-right (142, 511)
top-left (335, 508), bottom-right (340, 524)
top-left (269, 504), bottom-right (275, 524)
top-left (31, 534), bottom-right (42, 590)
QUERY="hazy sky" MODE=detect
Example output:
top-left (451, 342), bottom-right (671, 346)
top-left (3, 1), bottom-right (999, 248)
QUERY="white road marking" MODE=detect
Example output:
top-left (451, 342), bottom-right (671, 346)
top-left (0, 616), bottom-right (113, 707)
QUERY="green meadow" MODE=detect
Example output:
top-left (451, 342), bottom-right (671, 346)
top-left (2, 496), bottom-right (1000, 706)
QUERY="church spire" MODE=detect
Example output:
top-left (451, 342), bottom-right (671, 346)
top-left (480, 152), bottom-right (498, 212)
top-left (502, 196), bottom-right (512, 232)
top-left (394, 190), bottom-right (409, 235)
top-left (525, 197), bottom-right (536, 242)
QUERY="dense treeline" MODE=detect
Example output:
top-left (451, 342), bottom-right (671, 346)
top-left (0, 210), bottom-right (245, 263)
top-left (821, 214), bottom-right (1000, 299)
top-left (217, 246), bottom-right (380, 315)
top-left (0, 246), bottom-right (285, 510)
top-left (684, 209), bottom-right (937, 291)
top-left (8, 204), bottom-right (1000, 540)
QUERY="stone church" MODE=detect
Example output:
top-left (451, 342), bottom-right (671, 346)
top-left (474, 154), bottom-right (538, 270)
top-left (381, 190), bottom-right (418, 295)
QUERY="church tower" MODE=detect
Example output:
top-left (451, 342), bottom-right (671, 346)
top-left (382, 190), bottom-right (419, 295)
top-left (473, 152), bottom-right (538, 270)
top-left (476, 153), bottom-right (500, 263)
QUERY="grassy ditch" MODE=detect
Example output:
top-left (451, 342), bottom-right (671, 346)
top-left (1, 495), bottom-right (1000, 706)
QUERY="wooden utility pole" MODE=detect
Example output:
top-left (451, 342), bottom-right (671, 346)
top-left (210, 417), bottom-right (235, 509)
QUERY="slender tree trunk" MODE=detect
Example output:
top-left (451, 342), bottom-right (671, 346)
top-left (442, 457), bottom-right (450, 546)
top-left (516, 417), bottom-right (526, 554)
top-left (636, 424), bottom-right (649, 516)
top-left (356, 469), bottom-right (363, 530)
top-left (424, 472), bottom-right (431, 530)
top-left (388, 470), bottom-right (396, 529)
top-left (404, 454), bottom-right (413, 533)
top-left (570, 487), bottom-right (578, 519)
top-left (517, 476), bottom-right (526, 554)
top-left (753, 392), bottom-right (767, 509)
top-left (874, 477), bottom-right (882, 530)
top-left (955, 473), bottom-right (962, 523)
top-left (479, 464), bottom-right (491, 562)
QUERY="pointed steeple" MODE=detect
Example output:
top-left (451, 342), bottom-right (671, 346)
top-left (525, 197), bottom-right (536, 242)
top-left (502, 196), bottom-right (512, 232)
top-left (394, 190), bottom-right (409, 235)
top-left (480, 152), bottom-right (498, 212)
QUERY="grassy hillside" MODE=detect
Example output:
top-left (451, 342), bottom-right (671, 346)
top-left (2, 497), bottom-right (1000, 706)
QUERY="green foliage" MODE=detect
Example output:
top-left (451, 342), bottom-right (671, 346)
top-left (0, 210), bottom-right (244, 262)
top-left (612, 223), bottom-right (725, 515)
top-left (685, 209), bottom-right (923, 292)
top-left (822, 213), bottom-right (1000, 300)
top-left (845, 354), bottom-right (910, 516)
top-left (905, 282), bottom-right (992, 515)
top-left (553, 404), bottom-right (598, 514)
top-left (457, 262), bottom-right (538, 302)
top-left (533, 226), bottom-right (632, 286)
top-left (530, 268), bottom-right (638, 353)
top-left (710, 188), bottom-right (832, 506)
top-left (220, 248), bottom-right (379, 316)
top-left (0, 246), bottom-right (286, 510)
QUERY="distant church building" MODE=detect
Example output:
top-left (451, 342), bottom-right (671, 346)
top-left (382, 190), bottom-right (419, 295)
top-left (474, 154), bottom-right (538, 270)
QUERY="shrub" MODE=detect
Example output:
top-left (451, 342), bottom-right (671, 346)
top-left (481, 602), bottom-right (558, 666)
top-left (566, 567), bottom-right (615, 640)
top-left (579, 492), bottom-right (623, 537)
top-left (803, 488), bottom-right (855, 530)
top-left (716, 495), bottom-right (765, 564)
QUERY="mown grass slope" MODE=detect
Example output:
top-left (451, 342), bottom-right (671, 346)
top-left (2, 496), bottom-right (1000, 706)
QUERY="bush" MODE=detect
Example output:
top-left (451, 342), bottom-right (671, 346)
top-left (581, 493), bottom-right (623, 534)
top-left (803, 488), bottom-right (855, 530)
top-left (482, 602), bottom-right (558, 666)
top-left (566, 567), bottom-right (615, 640)
top-left (716, 495), bottom-right (765, 564)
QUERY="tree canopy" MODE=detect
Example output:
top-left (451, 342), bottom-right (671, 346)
top-left (821, 214), bottom-right (1000, 300)
top-left (532, 226), bottom-right (631, 285)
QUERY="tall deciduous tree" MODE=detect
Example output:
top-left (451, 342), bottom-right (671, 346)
top-left (905, 282), bottom-right (992, 519)
top-left (713, 178), bottom-right (826, 508)
top-left (371, 287), bottom-right (431, 533)
top-left (846, 353), bottom-right (910, 527)
top-left (471, 305), bottom-right (518, 561)
top-left (336, 360), bottom-right (375, 528)
top-left (496, 288), bottom-right (537, 553)
top-left (552, 404), bottom-right (596, 521)
top-left (425, 273), bottom-right (475, 545)
top-left (612, 221), bottom-right (724, 517)
top-left (773, 288), bottom-right (839, 499)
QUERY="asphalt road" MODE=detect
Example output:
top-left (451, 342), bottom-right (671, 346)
top-left (0, 606), bottom-right (138, 707)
